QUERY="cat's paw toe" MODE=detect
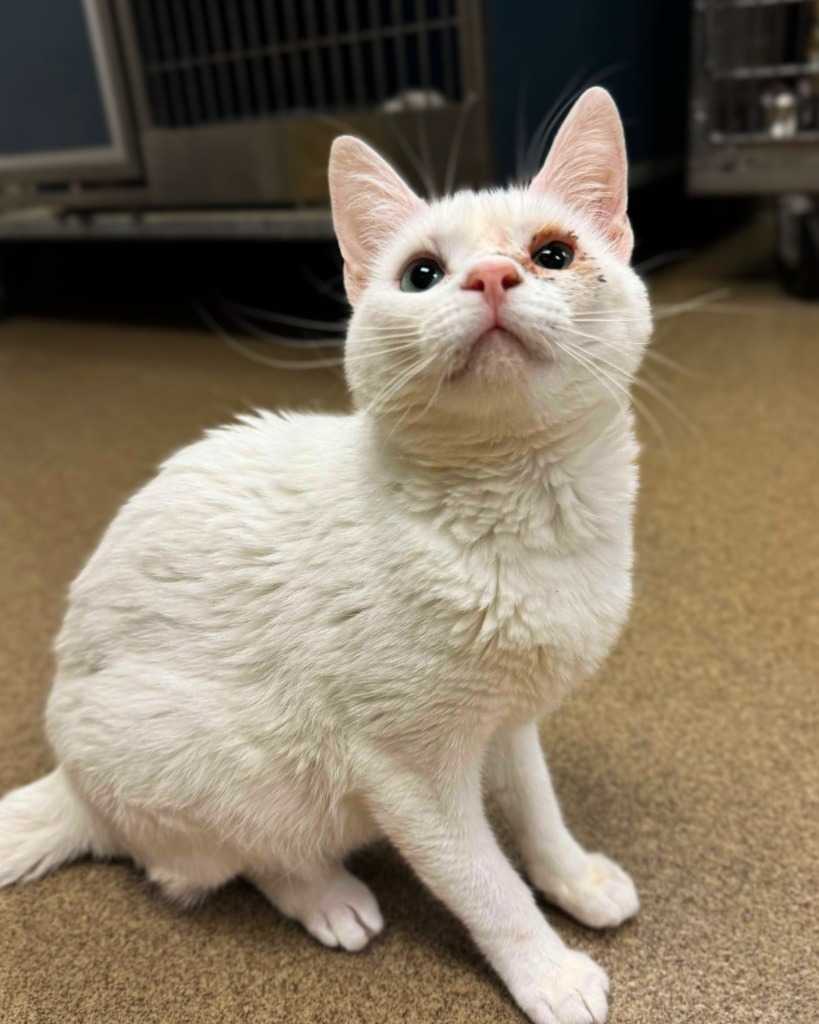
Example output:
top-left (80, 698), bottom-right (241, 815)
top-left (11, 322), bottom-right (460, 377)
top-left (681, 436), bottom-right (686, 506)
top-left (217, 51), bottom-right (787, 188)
top-left (511, 949), bottom-right (609, 1024)
top-left (307, 874), bottom-right (384, 952)
top-left (305, 900), bottom-right (380, 952)
top-left (537, 852), bottom-right (639, 930)
top-left (267, 865), bottom-right (384, 952)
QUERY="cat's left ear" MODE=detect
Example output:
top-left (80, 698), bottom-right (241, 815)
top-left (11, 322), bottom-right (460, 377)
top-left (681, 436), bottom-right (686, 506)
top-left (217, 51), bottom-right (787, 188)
top-left (329, 136), bottom-right (424, 304)
top-left (530, 87), bottom-right (633, 261)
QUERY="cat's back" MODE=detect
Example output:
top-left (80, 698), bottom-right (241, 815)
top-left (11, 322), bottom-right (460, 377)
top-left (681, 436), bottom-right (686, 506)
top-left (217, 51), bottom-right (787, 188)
top-left (81, 409), bottom-right (359, 567)
top-left (56, 410), bottom-right (362, 677)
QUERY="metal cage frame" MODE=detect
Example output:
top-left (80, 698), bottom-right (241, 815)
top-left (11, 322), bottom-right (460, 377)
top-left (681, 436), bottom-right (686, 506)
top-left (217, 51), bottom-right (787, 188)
top-left (689, 0), bottom-right (819, 194)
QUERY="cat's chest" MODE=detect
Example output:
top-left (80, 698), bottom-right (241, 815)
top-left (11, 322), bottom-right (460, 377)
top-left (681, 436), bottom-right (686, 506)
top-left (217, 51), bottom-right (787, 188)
top-left (452, 534), bottom-right (630, 668)
top-left (396, 475), bottom-right (635, 698)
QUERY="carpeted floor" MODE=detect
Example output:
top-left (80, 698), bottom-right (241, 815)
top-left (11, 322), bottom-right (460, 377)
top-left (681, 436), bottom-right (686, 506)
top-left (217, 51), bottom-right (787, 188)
top-left (0, 224), bottom-right (817, 1024)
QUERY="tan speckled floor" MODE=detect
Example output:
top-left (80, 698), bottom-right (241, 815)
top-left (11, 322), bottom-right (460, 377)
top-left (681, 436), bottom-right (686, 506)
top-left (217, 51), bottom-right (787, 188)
top-left (1, 224), bottom-right (817, 1023)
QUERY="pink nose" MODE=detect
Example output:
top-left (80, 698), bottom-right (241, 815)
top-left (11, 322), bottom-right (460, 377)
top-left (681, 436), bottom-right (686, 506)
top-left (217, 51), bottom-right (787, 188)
top-left (462, 259), bottom-right (522, 311)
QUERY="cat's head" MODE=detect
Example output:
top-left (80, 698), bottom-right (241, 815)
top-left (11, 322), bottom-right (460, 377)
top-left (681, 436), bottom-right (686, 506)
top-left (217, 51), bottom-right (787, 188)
top-left (329, 87), bottom-right (651, 442)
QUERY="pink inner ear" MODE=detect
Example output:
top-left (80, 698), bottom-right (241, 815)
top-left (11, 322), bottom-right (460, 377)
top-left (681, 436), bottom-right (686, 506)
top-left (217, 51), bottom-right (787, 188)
top-left (329, 137), bottom-right (424, 303)
top-left (530, 88), bottom-right (632, 261)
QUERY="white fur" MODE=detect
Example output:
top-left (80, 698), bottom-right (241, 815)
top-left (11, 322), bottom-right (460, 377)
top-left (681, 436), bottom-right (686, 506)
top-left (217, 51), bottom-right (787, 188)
top-left (0, 89), bottom-right (651, 1024)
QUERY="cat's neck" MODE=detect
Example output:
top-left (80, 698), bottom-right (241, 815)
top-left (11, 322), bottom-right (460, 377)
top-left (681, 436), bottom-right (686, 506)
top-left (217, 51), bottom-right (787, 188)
top-left (362, 400), bottom-right (637, 551)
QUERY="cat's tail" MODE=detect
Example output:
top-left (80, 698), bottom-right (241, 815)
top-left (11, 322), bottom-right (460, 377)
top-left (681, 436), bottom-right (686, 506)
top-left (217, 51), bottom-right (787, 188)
top-left (0, 767), bottom-right (107, 887)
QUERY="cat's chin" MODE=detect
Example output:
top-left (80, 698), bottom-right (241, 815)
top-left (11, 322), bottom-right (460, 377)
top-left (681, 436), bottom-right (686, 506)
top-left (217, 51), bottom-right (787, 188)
top-left (449, 328), bottom-right (538, 385)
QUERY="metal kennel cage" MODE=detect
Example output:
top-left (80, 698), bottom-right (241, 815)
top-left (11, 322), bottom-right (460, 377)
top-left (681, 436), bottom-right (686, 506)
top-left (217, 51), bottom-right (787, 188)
top-left (115, 0), bottom-right (492, 207)
top-left (130, 0), bottom-right (467, 128)
top-left (689, 0), bottom-right (819, 193)
top-left (688, 0), bottom-right (819, 295)
top-left (0, 0), bottom-right (492, 238)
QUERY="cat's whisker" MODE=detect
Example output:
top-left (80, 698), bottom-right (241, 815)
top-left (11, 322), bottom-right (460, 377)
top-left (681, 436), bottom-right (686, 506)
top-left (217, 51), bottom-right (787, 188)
top-left (553, 335), bottom-right (669, 451)
top-left (520, 63), bottom-right (591, 181)
top-left (219, 343), bottom-right (341, 374)
top-left (390, 360), bottom-right (449, 440)
top-left (634, 249), bottom-right (693, 275)
top-left (558, 327), bottom-right (639, 381)
top-left (364, 355), bottom-right (425, 412)
top-left (559, 326), bottom-right (695, 446)
top-left (549, 336), bottom-right (630, 407)
top-left (344, 348), bottom-right (421, 368)
top-left (642, 347), bottom-right (707, 379)
top-left (209, 320), bottom-right (417, 359)
top-left (559, 322), bottom-right (624, 350)
top-left (561, 323), bottom-right (702, 388)
top-left (657, 303), bottom-right (762, 317)
top-left (346, 348), bottom-right (414, 370)
top-left (650, 288), bottom-right (736, 320)
top-left (223, 302), bottom-right (422, 356)
top-left (344, 349), bottom-right (422, 370)
top-left (638, 366), bottom-right (675, 394)
top-left (348, 326), bottom-right (421, 336)
top-left (386, 384), bottom-right (430, 441)
top-left (316, 110), bottom-right (437, 199)
top-left (342, 332), bottom-right (421, 361)
top-left (419, 363), bottom-right (448, 419)
top-left (560, 334), bottom-right (670, 398)
top-left (562, 331), bottom-right (671, 399)
top-left (574, 316), bottom-right (648, 324)
top-left (521, 60), bottom-right (628, 182)
top-left (414, 105), bottom-right (438, 199)
top-left (377, 348), bottom-right (438, 406)
top-left (221, 306), bottom-right (346, 350)
top-left (627, 390), bottom-right (671, 453)
top-left (577, 288), bottom-right (744, 323)
top-left (300, 264), bottom-right (347, 304)
top-left (221, 298), bottom-right (349, 333)
top-left (633, 376), bottom-right (702, 439)
top-left (367, 354), bottom-right (436, 417)
top-left (514, 76), bottom-right (529, 187)
top-left (343, 342), bottom-right (418, 359)
top-left (386, 114), bottom-right (438, 200)
top-left (444, 92), bottom-right (477, 196)
top-left (192, 301), bottom-right (345, 371)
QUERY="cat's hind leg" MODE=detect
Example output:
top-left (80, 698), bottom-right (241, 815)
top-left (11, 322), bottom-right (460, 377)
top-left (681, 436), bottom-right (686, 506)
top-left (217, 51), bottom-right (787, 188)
top-left (146, 857), bottom-right (237, 909)
top-left (124, 815), bottom-right (242, 909)
top-left (249, 861), bottom-right (384, 952)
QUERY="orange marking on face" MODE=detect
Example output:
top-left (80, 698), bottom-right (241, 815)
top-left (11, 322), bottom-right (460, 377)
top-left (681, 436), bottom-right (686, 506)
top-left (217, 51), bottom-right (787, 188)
top-left (525, 227), bottom-right (583, 275)
top-left (476, 227), bottom-right (585, 277)
top-left (531, 225), bottom-right (575, 247)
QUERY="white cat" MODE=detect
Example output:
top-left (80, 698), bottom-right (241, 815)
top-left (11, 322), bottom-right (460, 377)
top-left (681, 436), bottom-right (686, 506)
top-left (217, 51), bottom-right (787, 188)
top-left (0, 88), bottom-right (651, 1024)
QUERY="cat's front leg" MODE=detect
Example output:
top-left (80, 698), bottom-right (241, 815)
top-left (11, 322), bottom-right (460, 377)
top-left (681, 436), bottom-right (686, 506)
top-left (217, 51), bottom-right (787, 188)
top-left (487, 722), bottom-right (639, 930)
top-left (368, 763), bottom-right (610, 1024)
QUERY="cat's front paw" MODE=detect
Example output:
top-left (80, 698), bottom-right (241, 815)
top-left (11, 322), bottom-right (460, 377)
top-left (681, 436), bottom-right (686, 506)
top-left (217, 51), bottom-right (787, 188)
top-left (535, 852), bottom-right (639, 930)
top-left (508, 947), bottom-right (610, 1024)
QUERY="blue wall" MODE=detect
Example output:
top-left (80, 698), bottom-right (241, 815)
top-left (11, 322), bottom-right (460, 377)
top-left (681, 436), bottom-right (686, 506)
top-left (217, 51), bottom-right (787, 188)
top-left (486, 0), bottom-right (691, 183)
top-left (0, 0), bottom-right (109, 157)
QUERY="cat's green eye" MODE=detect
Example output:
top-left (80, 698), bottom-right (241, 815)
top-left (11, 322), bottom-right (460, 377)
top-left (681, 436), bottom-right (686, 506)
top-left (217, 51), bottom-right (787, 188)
top-left (532, 241), bottom-right (574, 271)
top-left (400, 257), bottom-right (445, 292)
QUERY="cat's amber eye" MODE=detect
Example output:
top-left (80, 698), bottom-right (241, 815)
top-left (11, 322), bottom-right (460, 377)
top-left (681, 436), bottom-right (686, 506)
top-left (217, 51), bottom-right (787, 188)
top-left (532, 241), bottom-right (574, 271)
top-left (400, 257), bottom-right (445, 292)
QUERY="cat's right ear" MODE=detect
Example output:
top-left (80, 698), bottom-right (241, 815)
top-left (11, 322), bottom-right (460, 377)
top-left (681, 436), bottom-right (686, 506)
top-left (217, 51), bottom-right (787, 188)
top-left (329, 137), bottom-right (424, 304)
top-left (530, 87), bottom-right (633, 261)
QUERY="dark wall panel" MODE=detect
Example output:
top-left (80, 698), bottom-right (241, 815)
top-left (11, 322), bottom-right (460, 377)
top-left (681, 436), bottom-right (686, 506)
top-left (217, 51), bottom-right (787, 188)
top-left (0, 0), bottom-right (109, 157)
top-left (486, 0), bottom-right (691, 183)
